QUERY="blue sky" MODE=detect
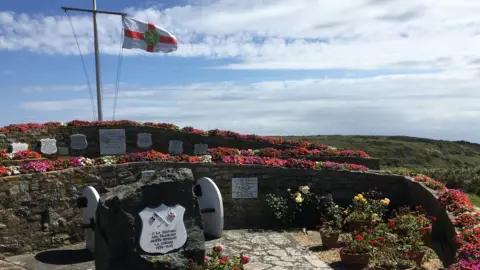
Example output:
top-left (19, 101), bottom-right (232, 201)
top-left (1, 0), bottom-right (480, 142)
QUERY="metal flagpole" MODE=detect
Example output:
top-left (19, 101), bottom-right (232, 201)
top-left (61, 5), bottom-right (127, 122)
top-left (92, 0), bottom-right (103, 121)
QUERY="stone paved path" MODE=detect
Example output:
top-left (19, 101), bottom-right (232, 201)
top-left (0, 230), bottom-right (331, 270)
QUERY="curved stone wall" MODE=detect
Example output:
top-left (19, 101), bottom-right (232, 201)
top-left (0, 125), bottom-right (380, 169)
top-left (0, 162), bottom-right (455, 264)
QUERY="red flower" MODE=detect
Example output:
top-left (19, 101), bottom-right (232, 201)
top-left (214, 245), bottom-right (223, 253)
top-left (369, 240), bottom-right (377, 246)
top-left (379, 237), bottom-right (385, 242)
top-left (204, 257), bottom-right (209, 262)
top-left (219, 259), bottom-right (227, 265)
top-left (355, 235), bottom-right (364, 241)
top-left (387, 219), bottom-right (396, 229)
top-left (240, 255), bottom-right (250, 264)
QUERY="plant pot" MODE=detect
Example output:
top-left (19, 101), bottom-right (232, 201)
top-left (348, 220), bottom-right (371, 231)
top-left (320, 231), bottom-right (340, 248)
top-left (407, 251), bottom-right (425, 266)
top-left (340, 249), bottom-right (370, 266)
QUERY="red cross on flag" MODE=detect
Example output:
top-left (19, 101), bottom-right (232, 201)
top-left (122, 17), bottom-right (178, 53)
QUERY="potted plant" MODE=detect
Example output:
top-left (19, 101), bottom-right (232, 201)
top-left (397, 233), bottom-right (427, 266)
top-left (344, 191), bottom-right (390, 232)
top-left (318, 200), bottom-right (344, 248)
top-left (373, 247), bottom-right (416, 270)
top-left (340, 233), bottom-right (373, 266)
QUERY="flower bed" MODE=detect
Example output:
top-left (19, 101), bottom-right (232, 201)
top-left (0, 120), bottom-right (370, 156)
top-left (209, 146), bottom-right (369, 159)
top-left (0, 149), bottom-right (370, 177)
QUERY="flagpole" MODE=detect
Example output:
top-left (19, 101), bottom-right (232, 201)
top-left (61, 6), bottom-right (127, 122)
top-left (92, 0), bottom-right (103, 121)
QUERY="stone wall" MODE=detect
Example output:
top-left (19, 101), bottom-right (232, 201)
top-left (0, 163), bottom-right (455, 264)
top-left (0, 125), bottom-right (380, 169)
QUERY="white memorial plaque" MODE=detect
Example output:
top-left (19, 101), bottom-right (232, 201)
top-left (40, 139), bottom-right (57, 155)
top-left (168, 140), bottom-right (183, 155)
top-left (137, 133), bottom-right (152, 149)
top-left (8, 142), bottom-right (28, 154)
top-left (232, 177), bottom-right (258, 198)
top-left (194, 143), bottom-right (208, 155)
top-left (99, 129), bottom-right (126, 155)
top-left (139, 204), bottom-right (187, 254)
top-left (70, 134), bottom-right (88, 150)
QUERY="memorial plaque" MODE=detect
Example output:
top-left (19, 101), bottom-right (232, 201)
top-left (194, 143), bottom-right (208, 155)
top-left (70, 134), bottom-right (88, 150)
top-left (168, 140), bottom-right (183, 155)
top-left (40, 138), bottom-right (57, 155)
top-left (138, 170), bottom-right (156, 182)
top-left (58, 146), bottom-right (69, 156)
top-left (232, 177), bottom-right (258, 198)
top-left (8, 142), bottom-right (28, 153)
top-left (99, 129), bottom-right (126, 155)
top-left (136, 133), bottom-right (152, 149)
top-left (138, 204), bottom-right (187, 254)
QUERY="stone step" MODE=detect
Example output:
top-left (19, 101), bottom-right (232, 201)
top-left (0, 260), bottom-right (26, 270)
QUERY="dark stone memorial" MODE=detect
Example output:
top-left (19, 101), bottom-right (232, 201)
top-left (94, 168), bottom-right (205, 270)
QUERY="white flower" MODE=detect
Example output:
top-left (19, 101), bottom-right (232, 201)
top-left (200, 155), bottom-right (212, 163)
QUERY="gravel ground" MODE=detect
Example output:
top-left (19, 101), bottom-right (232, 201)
top-left (291, 230), bottom-right (444, 270)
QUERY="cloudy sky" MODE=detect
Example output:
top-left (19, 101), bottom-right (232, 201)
top-left (1, 0), bottom-right (480, 142)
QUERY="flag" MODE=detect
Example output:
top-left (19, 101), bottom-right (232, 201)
top-left (122, 17), bottom-right (178, 53)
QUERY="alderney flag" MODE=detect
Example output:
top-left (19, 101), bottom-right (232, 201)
top-left (122, 17), bottom-right (178, 53)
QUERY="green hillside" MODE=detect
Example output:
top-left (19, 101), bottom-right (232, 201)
top-left (282, 135), bottom-right (480, 205)
top-left (283, 135), bottom-right (480, 169)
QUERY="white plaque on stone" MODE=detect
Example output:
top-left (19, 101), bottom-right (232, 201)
top-left (99, 129), bottom-right (126, 155)
top-left (168, 140), bottom-right (183, 155)
top-left (137, 133), bottom-right (152, 149)
top-left (40, 139), bottom-right (57, 155)
top-left (232, 177), bottom-right (258, 199)
top-left (70, 134), bottom-right (88, 150)
top-left (194, 143), bottom-right (208, 155)
top-left (8, 142), bottom-right (28, 153)
top-left (138, 204), bottom-right (187, 254)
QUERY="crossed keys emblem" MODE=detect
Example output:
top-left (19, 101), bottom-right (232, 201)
top-left (148, 210), bottom-right (176, 228)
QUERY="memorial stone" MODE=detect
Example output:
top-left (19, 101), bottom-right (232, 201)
top-left (94, 168), bottom-right (205, 270)
top-left (58, 146), bottom-right (69, 156)
top-left (99, 129), bottom-right (126, 155)
top-left (70, 134), bottom-right (88, 150)
top-left (194, 143), bottom-right (208, 155)
top-left (8, 142), bottom-right (28, 154)
top-left (137, 133), bottom-right (153, 149)
top-left (40, 138), bottom-right (57, 155)
top-left (232, 177), bottom-right (258, 198)
top-left (168, 140), bottom-right (183, 155)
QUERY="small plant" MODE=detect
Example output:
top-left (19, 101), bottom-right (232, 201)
top-left (344, 190), bottom-right (390, 222)
top-left (189, 245), bottom-right (250, 270)
top-left (342, 233), bottom-right (374, 255)
top-left (373, 247), bottom-right (416, 269)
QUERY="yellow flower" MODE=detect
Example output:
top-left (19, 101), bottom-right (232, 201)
top-left (357, 194), bottom-right (364, 199)
top-left (295, 196), bottom-right (303, 203)
top-left (361, 198), bottom-right (367, 204)
top-left (380, 199), bottom-right (390, 206)
top-left (354, 196), bottom-right (359, 201)
top-left (294, 191), bottom-right (301, 197)
top-left (344, 210), bottom-right (349, 215)
top-left (372, 213), bottom-right (378, 219)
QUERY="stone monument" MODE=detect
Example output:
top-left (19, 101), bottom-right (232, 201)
top-left (94, 168), bottom-right (205, 270)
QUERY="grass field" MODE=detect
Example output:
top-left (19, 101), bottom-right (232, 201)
top-left (283, 135), bottom-right (480, 206)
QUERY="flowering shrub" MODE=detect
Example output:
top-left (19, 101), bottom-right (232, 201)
top-left (344, 191), bottom-right (390, 222)
top-left (12, 150), bottom-right (42, 160)
top-left (0, 120), bottom-right (370, 156)
top-left (413, 175), bottom-right (446, 191)
top-left (342, 233), bottom-right (374, 254)
top-left (189, 245), bottom-right (249, 270)
top-left (438, 189), bottom-right (474, 214)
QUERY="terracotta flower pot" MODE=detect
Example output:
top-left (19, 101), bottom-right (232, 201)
top-left (320, 231), bottom-right (340, 248)
top-left (340, 249), bottom-right (370, 266)
top-left (348, 220), bottom-right (371, 231)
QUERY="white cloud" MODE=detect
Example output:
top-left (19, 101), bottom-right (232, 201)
top-left (1, 0), bottom-right (480, 70)
top-left (16, 70), bottom-right (480, 142)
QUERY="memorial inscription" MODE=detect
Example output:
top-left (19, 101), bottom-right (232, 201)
top-left (70, 134), bottom-right (88, 150)
top-left (194, 143), bottom-right (208, 155)
top-left (138, 204), bottom-right (187, 254)
top-left (40, 138), bottom-right (57, 155)
top-left (8, 142), bottom-right (28, 154)
top-left (137, 133), bottom-right (153, 149)
top-left (168, 140), bottom-right (184, 155)
top-left (99, 129), bottom-right (126, 155)
top-left (232, 177), bottom-right (258, 198)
